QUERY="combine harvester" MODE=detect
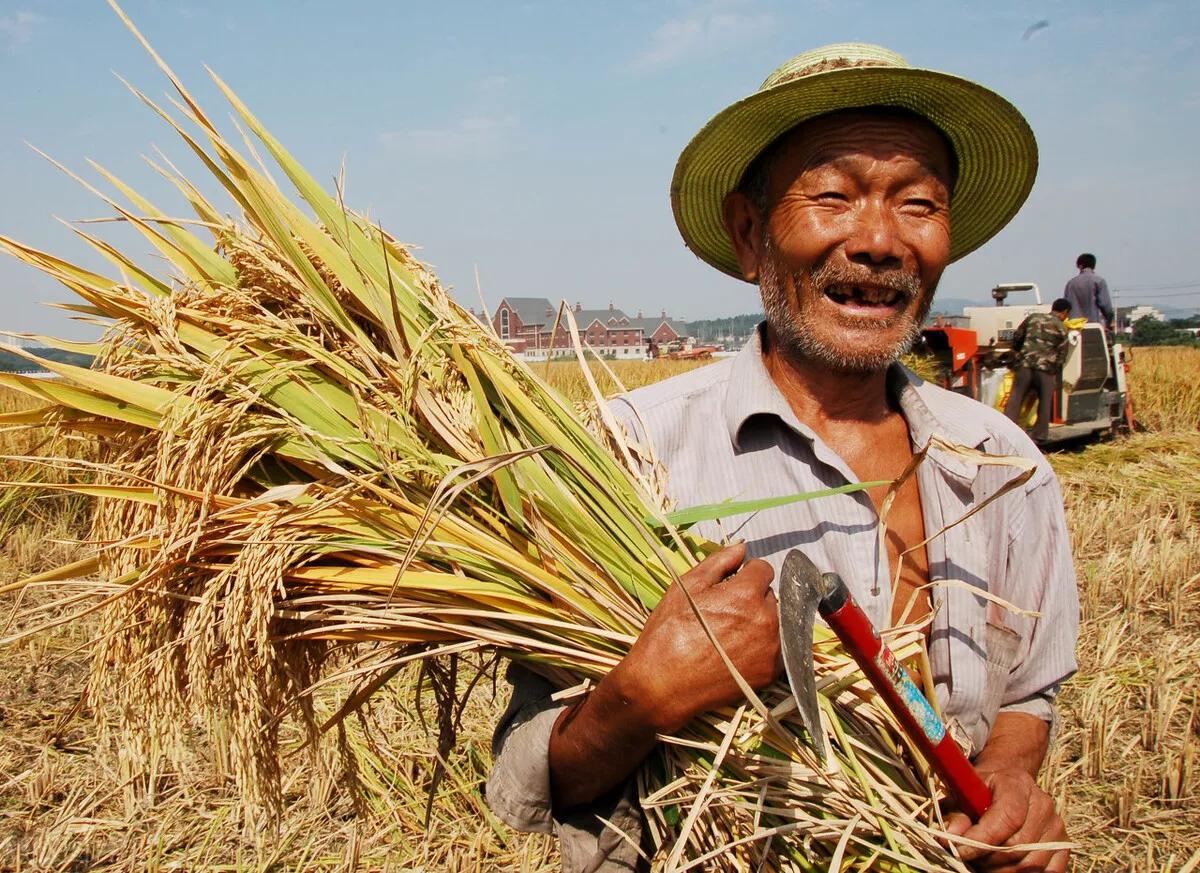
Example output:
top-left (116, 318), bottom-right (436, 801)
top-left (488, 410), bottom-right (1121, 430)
top-left (919, 283), bottom-right (1135, 445)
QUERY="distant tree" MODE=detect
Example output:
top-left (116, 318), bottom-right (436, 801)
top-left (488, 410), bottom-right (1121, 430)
top-left (1131, 316), bottom-right (1196, 347)
top-left (687, 312), bottom-right (763, 343)
top-left (0, 347), bottom-right (94, 372)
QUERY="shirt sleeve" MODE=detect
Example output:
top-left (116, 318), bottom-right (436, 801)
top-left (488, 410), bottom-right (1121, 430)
top-left (1011, 317), bottom-right (1028, 350)
top-left (999, 469), bottom-right (1080, 725)
top-left (1055, 325), bottom-right (1071, 368)
top-left (486, 663), bottom-right (648, 872)
top-left (1096, 277), bottom-right (1115, 323)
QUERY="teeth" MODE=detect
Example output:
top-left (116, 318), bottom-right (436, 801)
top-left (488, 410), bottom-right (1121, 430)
top-left (824, 285), bottom-right (903, 306)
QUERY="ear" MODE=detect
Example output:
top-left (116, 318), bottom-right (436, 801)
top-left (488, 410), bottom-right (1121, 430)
top-left (722, 190), bottom-right (768, 283)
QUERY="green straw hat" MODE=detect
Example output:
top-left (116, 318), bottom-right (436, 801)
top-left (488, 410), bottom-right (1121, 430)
top-left (671, 42), bottom-right (1038, 280)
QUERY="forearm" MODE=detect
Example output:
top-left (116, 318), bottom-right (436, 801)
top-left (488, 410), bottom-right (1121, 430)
top-left (548, 661), bottom-right (664, 809)
top-left (549, 544), bottom-right (780, 811)
top-left (972, 710), bottom-right (1050, 779)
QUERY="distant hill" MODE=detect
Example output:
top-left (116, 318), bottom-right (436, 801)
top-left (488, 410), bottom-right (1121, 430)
top-left (0, 347), bottom-right (94, 373)
top-left (928, 296), bottom-right (989, 316)
top-left (1159, 304), bottom-right (1200, 320)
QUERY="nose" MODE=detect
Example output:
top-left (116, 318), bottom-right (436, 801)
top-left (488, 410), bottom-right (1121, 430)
top-left (843, 199), bottom-right (904, 269)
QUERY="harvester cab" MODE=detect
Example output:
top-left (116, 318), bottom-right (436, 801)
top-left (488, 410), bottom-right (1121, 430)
top-left (919, 283), bottom-right (1133, 444)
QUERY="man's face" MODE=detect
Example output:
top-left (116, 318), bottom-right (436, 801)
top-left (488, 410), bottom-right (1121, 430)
top-left (738, 111), bottom-right (954, 373)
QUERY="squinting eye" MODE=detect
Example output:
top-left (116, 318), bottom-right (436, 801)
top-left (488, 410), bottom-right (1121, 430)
top-left (817, 191), bottom-right (848, 201)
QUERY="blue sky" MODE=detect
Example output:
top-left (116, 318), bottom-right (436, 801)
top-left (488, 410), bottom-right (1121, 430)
top-left (1, 0), bottom-right (1198, 339)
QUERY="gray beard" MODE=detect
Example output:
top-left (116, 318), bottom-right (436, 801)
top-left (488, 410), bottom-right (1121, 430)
top-left (758, 237), bottom-right (934, 374)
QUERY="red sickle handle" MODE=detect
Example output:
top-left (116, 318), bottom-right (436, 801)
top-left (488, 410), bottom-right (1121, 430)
top-left (817, 573), bottom-right (993, 821)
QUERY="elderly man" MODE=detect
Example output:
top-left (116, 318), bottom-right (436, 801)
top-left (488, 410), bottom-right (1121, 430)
top-left (487, 44), bottom-right (1078, 873)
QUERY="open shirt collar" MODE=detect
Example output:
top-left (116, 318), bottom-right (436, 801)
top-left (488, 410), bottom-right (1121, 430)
top-left (722, 324), bottom-right (990, 481)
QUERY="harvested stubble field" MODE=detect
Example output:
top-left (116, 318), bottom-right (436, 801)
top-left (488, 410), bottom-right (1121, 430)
top-left (1, 348), bottom-right (1197, 871)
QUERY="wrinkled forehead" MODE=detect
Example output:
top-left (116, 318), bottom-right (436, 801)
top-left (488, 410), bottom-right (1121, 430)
top-left (759, 107), bottom-right (958, 193)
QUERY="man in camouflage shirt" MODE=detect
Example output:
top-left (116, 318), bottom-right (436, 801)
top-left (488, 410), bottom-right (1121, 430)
top-left (1004, 297), bottom-right (1072, 443)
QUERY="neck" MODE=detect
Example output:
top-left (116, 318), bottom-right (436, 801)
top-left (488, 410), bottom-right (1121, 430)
top-left (761, 324), bottom-right (895, 428)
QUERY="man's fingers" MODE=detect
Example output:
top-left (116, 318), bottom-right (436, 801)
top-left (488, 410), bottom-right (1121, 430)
top-left (977, 850), bottom-right (1037, 872)
top-left (978, 848), bottom-right (1062, 873)
top-left (948, 823), bottom-right (1069, 872)
top-left (1016, 849), bottom-right (1061, 873)
top-left (964, 786), bottom-right (1027, 844)
top-left (952, 804), bottom-right (1023, 862)
top-left (943, 812), bottom-right (971, 838)
top-left (679, 542), bottom-right (747, 592)
top-left (1046, 847), bottom-right (1070, 873)
top-left (953, 818), bottom-right (1011, 862)
top-left (942, 811), bottom-right (983, 860)
top-left (1003, 817), bottom-right (1070, 873)
top-left (981, 789), bottom-right (1063, 870)
top-left (949, 773), bottom-right (1068, 871)
top-left (728, 556), bottom-right (775, 594)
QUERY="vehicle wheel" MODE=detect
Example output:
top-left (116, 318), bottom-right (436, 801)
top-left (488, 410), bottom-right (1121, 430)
top-left (1112, 418), bottom-right (1145, 437)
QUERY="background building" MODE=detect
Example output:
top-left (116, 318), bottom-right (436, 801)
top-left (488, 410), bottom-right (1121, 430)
top-left (1117, 305), bottom-right (1165, 331)
top-left (489, 298), bottom-right (690, 360)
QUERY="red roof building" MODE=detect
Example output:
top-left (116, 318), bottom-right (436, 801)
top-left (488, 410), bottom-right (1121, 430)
top-left (490, 298), bottom-right (690, 360)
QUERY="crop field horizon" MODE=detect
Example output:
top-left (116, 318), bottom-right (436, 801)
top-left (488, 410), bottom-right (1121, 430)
top-left (1, 347), bottom-right (1197, 870)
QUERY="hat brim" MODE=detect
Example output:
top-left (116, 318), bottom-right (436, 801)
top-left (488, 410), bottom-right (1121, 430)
top-left (671, 66), bottom-right (1038, 280)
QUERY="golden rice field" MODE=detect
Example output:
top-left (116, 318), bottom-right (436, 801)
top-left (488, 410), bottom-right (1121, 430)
top-left (1, 347), bottom-right (1197, 871)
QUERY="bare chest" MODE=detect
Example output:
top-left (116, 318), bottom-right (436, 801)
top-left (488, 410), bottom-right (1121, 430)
top-left (825, 428), bottom-right (932, 630)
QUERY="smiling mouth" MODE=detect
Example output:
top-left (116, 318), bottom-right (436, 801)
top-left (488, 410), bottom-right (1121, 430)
top-left (824, 284), bottom-right (908, 309)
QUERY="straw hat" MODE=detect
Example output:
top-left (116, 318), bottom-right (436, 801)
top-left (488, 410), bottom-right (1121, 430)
top-left (671, 43), bottom-right (1038, 280)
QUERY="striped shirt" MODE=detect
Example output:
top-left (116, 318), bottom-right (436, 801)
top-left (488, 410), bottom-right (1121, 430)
top-left (487, 328), bottom-right (1080, 871)
top-left (610, 328), bottom-right (1078, 738)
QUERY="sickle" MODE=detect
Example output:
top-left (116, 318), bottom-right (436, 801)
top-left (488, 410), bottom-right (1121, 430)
top-left (777, 548), bottom-right (829, 761)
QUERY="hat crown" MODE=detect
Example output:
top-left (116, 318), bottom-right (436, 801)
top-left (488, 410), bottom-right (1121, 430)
top-left (672, 41), bottom-right (1037, 279)
top-left (760, 43), bottom-right (910, 91)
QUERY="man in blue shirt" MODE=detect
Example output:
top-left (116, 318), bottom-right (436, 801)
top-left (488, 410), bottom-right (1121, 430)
top-left (1064, 253), bottom-right (1114, 329)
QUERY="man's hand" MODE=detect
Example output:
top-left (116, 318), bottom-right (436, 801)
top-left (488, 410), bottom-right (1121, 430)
top-left (548, 543), bottom-right (780, 809)
top-left (621, 541), bottom-right (781, 732)
top-left (945, 768), bottom-right (1068, 871)
top-left (944, 713), bottom-right (1070, 872)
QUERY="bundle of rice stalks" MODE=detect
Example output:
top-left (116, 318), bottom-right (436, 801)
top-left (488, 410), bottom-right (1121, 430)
top-left (1, 7), bottom-right (995, 869)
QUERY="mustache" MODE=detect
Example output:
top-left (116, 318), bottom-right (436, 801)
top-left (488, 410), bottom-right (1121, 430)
top-left (806, 261), bottom-right (922, 300)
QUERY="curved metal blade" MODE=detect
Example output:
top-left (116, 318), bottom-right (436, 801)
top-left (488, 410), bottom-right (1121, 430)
top-left (779, 549), bottom-right (826, 761)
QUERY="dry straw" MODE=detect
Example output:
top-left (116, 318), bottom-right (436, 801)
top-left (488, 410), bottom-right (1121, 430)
top-left (0, 5), bottom-right (1047, 869)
